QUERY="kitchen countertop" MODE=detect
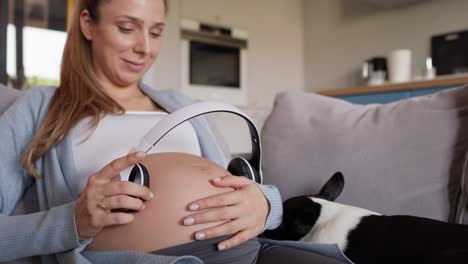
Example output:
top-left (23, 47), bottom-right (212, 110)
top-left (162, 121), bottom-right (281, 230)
top-left (318, 74), bottom-right (468, 97)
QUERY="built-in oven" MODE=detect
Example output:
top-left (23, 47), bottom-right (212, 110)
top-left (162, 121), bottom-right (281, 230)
top-left (180, 19), bottom-right (248, 106)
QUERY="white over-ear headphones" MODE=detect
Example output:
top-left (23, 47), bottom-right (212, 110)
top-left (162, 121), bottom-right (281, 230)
top-left (120, 101), bottom-right (263, 188)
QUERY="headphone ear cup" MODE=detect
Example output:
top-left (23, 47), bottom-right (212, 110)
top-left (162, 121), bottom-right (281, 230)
top-left (227, 158), bottom-right (258, 182)
top-left (113, 163), bottom-right (149, 213)
top-left (128, 163), bottom-right (150, 188)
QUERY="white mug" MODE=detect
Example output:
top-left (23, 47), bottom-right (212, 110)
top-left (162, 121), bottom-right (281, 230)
top-left (388, 49), bottom-right (412, 83)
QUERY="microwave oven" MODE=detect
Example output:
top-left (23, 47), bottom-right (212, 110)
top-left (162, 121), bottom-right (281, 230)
top-left (180, 19), bottom-right (248, 106)
top-left (431, 29), bottom-right (468, 76)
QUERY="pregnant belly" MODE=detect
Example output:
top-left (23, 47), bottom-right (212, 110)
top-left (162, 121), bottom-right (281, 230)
top-left (85, 152), bottom-right (235, 252)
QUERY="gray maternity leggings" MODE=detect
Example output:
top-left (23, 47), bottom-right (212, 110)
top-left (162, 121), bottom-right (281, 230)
top-left (152, 236), bottom-right (345, 264)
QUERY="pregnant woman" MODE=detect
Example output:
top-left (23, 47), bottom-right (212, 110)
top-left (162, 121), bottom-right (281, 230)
top-left (0, 0), bottom-right (349, 263)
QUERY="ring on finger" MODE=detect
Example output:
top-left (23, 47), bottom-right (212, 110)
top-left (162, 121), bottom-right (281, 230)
top-left (96, 198), bottom-right (108, 210)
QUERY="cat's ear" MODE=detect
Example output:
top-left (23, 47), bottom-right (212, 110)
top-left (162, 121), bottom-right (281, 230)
top-left (318, 172), bottom-right (344, 201)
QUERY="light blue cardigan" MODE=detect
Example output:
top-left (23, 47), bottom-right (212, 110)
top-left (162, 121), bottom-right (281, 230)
top-left (0, 84), bottom-right (350, 264)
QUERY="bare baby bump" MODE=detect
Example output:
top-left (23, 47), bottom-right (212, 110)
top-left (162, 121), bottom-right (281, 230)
top-left (86, 152), bottom-right (235, 252)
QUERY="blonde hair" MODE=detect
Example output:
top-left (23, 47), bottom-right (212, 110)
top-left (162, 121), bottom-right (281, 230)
top-left (22, 0), bottom-right (167, 177)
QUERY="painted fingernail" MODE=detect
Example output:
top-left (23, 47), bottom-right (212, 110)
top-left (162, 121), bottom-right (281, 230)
top-left (195, 232), bottom-right (205, 240)
top-left (213, 177), bottom-right (222, 182)
top-left (189, 203), bottom-right (199, 211)
top-left (183, 217), bottom-right (195, 225)
top-left (150, 192), bottom-right (155, 199)
top-left (136, 151), bottom-right (145, 158)
top-left (218, 244), bottom-right (226, 251)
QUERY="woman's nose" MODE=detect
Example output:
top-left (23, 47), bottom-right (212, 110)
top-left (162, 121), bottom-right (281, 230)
top-left (134, 33), bottom-right (151, 55)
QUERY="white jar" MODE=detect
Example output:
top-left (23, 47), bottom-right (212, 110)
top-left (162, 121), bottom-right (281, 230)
top-left (388, 49), bottom-right (412, 83)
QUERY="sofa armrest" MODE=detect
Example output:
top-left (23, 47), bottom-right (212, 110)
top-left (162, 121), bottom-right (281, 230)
top-left (0, 84), bottom-right (23, 114)
top-left (455, 151), bottom-right (468, 224)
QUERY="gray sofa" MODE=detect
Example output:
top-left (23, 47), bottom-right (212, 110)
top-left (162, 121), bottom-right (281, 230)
top-left (0, 84), bottom-right (22, 113)
top-left (261, 84), bottom-right (468, 225)
top-left (1, 83), bottom-right (467, 263)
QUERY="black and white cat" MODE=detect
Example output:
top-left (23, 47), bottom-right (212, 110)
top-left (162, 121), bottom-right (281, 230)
top-left (263, 172), bottom-right (468, 264)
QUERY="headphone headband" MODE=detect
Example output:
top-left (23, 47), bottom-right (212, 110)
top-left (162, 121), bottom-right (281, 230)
top-left (133, 101), bottom-right (263, 182)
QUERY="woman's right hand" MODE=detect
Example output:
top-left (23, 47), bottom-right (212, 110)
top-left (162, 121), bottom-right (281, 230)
top-left (75, 152), bottom-right (154, 240)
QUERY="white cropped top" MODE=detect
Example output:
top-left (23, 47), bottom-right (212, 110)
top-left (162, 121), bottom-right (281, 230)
top-left (71, 111), bottom-right (202, 187)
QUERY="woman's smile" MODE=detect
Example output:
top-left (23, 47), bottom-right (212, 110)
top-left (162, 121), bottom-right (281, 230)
top-left (122, 58), bottom-right (146, 73)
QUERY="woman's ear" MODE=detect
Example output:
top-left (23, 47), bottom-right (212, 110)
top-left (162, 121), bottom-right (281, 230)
top-left (80, 10), bottom-right (93, 41)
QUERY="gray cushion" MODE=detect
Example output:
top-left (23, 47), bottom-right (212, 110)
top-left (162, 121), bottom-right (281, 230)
top-left (261, 85), bottom-right (468, 223)
top-left (0, 84), bottom-right (32, 216)
top-left (0, 83), bottom-right (23, 114)
top-left (0, 85), bottom-right (35, 263)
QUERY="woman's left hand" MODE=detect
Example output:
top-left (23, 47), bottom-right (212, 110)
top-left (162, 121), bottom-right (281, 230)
top-left (183, 175), bottom-right (269, 251)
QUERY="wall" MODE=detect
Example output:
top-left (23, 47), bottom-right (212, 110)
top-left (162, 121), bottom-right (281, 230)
top-left (144, 0), bottom-right (305, 154)
top-left (304, 0), bottom-right (468, 91)
top-left (143, 0), bottom-right (182, 91)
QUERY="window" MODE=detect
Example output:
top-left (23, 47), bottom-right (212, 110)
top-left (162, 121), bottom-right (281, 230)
top-left (1, 0), bottom-right (69, 89)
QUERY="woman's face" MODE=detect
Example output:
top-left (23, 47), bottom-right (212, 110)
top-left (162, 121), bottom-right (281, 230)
top-left (81, 0), bottom-right (166, 88)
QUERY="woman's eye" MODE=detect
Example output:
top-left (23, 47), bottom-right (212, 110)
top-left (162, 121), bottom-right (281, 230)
top-left (118, 26), bottom-right (133, 33)
top-left (150, 32), bottom-right (161, 39)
